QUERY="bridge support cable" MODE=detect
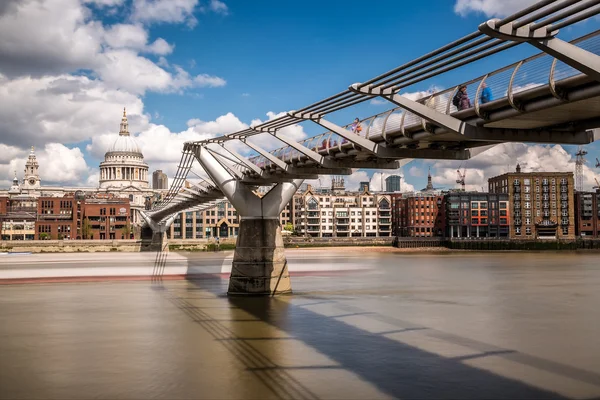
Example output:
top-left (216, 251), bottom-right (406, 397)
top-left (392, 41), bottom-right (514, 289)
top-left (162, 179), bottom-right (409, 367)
top-left (479, 2), bottom-right (600, 83)
top-left (193, 145), bottom-right (302, 296)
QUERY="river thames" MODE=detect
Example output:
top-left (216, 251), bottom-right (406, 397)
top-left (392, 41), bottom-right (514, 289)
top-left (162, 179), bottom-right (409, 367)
top-left (1, 249), bottom-right (599, 399)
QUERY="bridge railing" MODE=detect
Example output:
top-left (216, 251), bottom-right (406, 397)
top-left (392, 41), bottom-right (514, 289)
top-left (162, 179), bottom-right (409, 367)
top-left (242, 29), bottom-right (600, 172)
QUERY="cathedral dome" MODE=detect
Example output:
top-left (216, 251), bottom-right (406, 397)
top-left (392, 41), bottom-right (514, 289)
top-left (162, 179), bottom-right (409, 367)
top-left (99, 108), bottom-right (149, 189)
top-left (107, 134), bottom-right (142, 157)
top-left (104, 108), bottom-right (143, 157)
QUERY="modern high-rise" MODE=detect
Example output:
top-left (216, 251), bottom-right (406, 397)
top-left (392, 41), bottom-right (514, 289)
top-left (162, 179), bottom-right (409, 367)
top-left (488, 165), bottom-right (575, 239)
top-left (385, 175), bottom-right (401, 192)
top-left (152, 170), bottom-right (168, 189)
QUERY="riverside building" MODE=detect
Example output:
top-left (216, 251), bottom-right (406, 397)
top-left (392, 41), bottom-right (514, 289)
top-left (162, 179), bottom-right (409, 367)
top-left (488, 165), bottom-right (575, 239)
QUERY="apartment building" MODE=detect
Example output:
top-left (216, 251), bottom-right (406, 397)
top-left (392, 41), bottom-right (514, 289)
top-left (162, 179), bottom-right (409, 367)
top-left (294, 185), bottom-right (392, 238)
top-left (445, 192), bottom-right (510, 238)
top-left (489, 166), bottom-right (575, 239)
top-left (393, 192), bottom-right (445, 237)
top-left (575, 190), bottom-right (600, 238)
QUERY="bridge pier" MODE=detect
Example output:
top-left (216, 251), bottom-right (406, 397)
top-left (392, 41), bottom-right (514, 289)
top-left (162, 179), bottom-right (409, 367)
top-left (229, 217), bottom-right (290, 295)
top-left (139, 212), bottom-right (176, 252)
top-left (195, 146), bottom-right (303, 296)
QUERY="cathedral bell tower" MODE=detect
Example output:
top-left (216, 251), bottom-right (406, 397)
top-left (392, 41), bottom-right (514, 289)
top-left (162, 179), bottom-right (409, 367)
top-left (23, 146), bottom-right (41, 189)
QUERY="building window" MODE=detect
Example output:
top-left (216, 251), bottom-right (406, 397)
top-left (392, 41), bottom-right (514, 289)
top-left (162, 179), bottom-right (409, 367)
top-left (515, 227), bottom-right (521, 235)
top-left (525, 227), bottom-right (532, 235)
top-left (562, 226), bottom-right (569, 235)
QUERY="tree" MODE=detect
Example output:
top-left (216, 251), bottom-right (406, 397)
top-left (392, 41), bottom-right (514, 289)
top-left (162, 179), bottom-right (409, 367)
top-left (81, 219), bottom-right (92, 240)
top-left (283, 222), bottom-right (294, 232)
top-left (121, 223), bottom-right (132, 239)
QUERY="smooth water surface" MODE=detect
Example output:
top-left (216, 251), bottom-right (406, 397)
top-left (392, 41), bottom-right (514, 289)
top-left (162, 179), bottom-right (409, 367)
top-left (1, 250), bottom-right (599, 399)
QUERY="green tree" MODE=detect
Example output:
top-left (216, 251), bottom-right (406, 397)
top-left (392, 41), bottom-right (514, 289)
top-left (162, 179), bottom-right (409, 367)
top-left (121, 223), bottom-right (132, 239)
top-left (81, 219), bottom-right (92, 240)
top-left (283, 222), bottom-right (294, 232)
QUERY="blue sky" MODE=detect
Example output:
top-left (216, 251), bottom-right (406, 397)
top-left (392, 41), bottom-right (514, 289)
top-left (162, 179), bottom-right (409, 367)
top-left (1, 0), bottom-right (599, 191)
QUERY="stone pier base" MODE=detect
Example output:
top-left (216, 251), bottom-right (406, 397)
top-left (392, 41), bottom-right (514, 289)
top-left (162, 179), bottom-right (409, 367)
top-left (228, 218), bottom-right (291, 296)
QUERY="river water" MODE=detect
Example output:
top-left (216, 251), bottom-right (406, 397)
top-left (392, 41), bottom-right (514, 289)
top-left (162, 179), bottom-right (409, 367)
top-left (1, 250), bottom-right (600, 399)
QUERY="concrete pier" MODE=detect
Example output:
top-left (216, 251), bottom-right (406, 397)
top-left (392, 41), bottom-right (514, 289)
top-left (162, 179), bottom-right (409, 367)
top-left (228, 218), bottom-right (291, 296)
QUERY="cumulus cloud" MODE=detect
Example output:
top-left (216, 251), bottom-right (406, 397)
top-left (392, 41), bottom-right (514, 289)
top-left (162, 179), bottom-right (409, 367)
top-left (0, 0), bottom-right (224, 93)
top-left (0, 74), bottom-right (147, 148)
top-left (131, 0), bottom-right (199, 27)
top-left (209, 0), bottom-right (228, 15)
top-left (454, 0), bottom-right (539, 17)
top-left (194, 74), bottom-right (227, 87)
top-left (0, 143), bottom-right (92, 187)
top-left (431, 143), bottom-right (600, 192)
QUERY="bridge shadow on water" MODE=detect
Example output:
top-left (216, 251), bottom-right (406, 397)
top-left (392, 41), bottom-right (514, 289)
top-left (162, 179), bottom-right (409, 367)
top-left (175, 277), bottom-right (572, 399)
top-left (146, 249), bottom-right (600, 399)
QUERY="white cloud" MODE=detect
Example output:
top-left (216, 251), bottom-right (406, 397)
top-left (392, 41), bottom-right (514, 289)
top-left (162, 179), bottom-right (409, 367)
top-left (0, 143), bottom-right (91, 187)
top-left (194, 74), bottom-right (227, 87)
top-left (84, 0), bottom-right (125, 6)
top-left (454, 0), bottom-right (538, 17)
top-left (131, 0), bottom-right (199, 27)
top-left (370, 98), bottom-right (387, 106)
top-left (209, 0), bottom-right (228, 15)
top-left (408, 166), bottom-right (424, 177)
top-left (0, 0), bottom-right (103, 77)
top-left (432, 143), bottom-right (600, 192)
top-left (103, 23), bottom-right (174, 55)
top-left (0, 74), bottom-right (147, 148)
top-left (0, 0), bottom-right (222, 94)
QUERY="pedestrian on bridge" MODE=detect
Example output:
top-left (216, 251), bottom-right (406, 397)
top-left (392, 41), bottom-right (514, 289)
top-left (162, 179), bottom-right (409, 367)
top-left (453, 85), bottom-right (471, 111)
top-left (480, 82), bottom-right (493, 104)
top-left (351, 118), bottom-right (362, 134)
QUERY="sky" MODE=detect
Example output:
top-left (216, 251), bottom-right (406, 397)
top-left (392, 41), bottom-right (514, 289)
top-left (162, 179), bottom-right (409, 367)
top-left (1, 0), bottom-right (599, 193)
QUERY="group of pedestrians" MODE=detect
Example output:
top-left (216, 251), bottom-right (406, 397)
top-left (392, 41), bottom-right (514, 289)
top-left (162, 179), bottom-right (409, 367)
top-left (452, 82), bottom-right (493, 111)
top-left (346, 82), bottom-right (492, 137)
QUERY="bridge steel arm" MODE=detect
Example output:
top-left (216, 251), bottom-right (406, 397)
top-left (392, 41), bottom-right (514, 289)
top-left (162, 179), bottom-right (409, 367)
top-left (289, 111), bottom-right (491, 160)
top-left (349, 83), bottom-right (598, 146)
top-left (479, 12), bottom-right (600, 83)
top-left (192, 144), bottom-right (303, 296)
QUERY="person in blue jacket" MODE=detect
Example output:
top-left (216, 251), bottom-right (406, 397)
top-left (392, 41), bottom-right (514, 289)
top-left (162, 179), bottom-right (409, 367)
top-left (480, 82), bottom-right (493, 104)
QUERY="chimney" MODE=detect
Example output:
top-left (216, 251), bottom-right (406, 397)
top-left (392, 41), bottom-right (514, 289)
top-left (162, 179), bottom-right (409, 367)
top-left (516, 163), bottom-right (521, 173)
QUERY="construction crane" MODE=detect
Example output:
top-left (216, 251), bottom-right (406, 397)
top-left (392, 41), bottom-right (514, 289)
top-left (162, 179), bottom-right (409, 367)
top-left (596, 158), bottom-right (600, 168)
top-left (456, 167), bottom-right (466, 192)
top-left (575, 146), bottom-right (588, 192)
top-left (594, 178), bottom-right (600, 190)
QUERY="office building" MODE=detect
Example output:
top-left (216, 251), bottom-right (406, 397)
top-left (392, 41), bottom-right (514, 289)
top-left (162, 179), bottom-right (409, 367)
top-left (385, 175), bottom-right (401, 192)
top-left (152, 170), bottom-right (168, 189)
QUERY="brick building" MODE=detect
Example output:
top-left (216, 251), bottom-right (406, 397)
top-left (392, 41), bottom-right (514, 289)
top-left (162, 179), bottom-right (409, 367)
top-left (83, 199), bottom-right (131, 240)
top-left (445, 192), bottom-right (510, 238)
top-left (35, 196), bottom-right (78, 240)
top-left (393, 193), bottom-right (445, 237)
top-left (489, 166), bottom-right (575, 239)
top-left (575, 190), bottom-right (600, 238)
